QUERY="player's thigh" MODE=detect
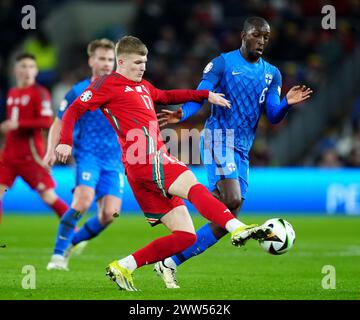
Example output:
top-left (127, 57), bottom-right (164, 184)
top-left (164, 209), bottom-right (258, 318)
top-left (75, 159), bottom-right (101, 191)
top-left (167, 170), bottom-right (199, 200)
top-left (18, 160), bottom-right (55, 192)
top-left (156, 153), bottom-right (197, 199)
top-left (72, 185), bottom-right (96, 210)
top-left (234, 151), bottom-right (250, 200)
top-left (127, 173), bottom-right (185, 227)
top-left (160, 205), bottom-right (195, 234)
top-left (95, 170), bottom-right (124, 202)
top-left (200, 132), bottom-right (238, 192)
top-left (0, 159), bottom-right (17, 193)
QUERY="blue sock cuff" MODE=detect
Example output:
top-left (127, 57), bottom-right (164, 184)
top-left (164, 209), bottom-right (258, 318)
top-left (85, 215), bottom-right (105, 234)
top-left (62, 208), bottom-right (82, 227)
top-left (72, 215), bottom-right (105, 245)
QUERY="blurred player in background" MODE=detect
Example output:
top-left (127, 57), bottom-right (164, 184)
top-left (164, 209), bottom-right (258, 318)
top-left (0, 53), bottom-right (68, 223)
top-left (46, 39), bottom-right (124, 271)
top-left (156, 17), bottom-right (313, 288)
top-left (55, 35), bottom-right (272, 291)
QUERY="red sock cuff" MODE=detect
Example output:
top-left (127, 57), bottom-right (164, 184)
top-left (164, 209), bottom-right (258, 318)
top-left (133, 231), bottom-right (196, 268)
top-left (51, 198), bottom-right (68, 218)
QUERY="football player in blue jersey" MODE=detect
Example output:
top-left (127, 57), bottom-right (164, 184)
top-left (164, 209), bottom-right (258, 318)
top-left (155, 17), bottom-right (313, 288)
top-left (45, 39), bottom-right (124, 270)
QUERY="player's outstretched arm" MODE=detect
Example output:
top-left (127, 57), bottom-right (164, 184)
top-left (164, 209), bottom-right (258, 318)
top-left (286, 85), bottom-right (313, 105)
top-left (157, 92), bottom-right (230, 127)
top-left (44, 117), bottom-right (62, 169)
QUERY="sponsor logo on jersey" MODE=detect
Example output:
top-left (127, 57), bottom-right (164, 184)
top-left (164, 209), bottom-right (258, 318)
top-left (125, 86), bottom-right (134, 92)
top-left (80, 90), bottom-right (93, 102)
top-left (203, 62), bottom-right (213, 74)
top-left (232, 71), bottom-right (242, 76)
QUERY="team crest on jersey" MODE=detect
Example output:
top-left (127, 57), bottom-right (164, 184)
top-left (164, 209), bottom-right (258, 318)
top-left (80, 90), bottom-right (92, 102)
top-left (203, 62), bottom-right (213, 74)
top-left (7, 97), bottom-right (13, 105)
top-left (265, 73), bottom-right (273, 85)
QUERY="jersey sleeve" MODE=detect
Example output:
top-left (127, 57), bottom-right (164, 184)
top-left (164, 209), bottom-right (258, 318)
top-left (59, 76), bottom-right (111, 146)
top-left (265, 68), bottom-right (290, 124)
top-left (57, 89), bottom-right (78, 120)
top-left (146, 81), bottom-right (209, 105)
top-left (267, 67), bottom-right (282, 96)
top-left (180, 56), bottom-right (224, 121)
top-left (201, 55), bottom-right (225, 87)
top-left (18, 86), bottom-right (53, 129)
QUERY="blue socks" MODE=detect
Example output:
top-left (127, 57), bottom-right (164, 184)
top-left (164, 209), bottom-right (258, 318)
top-left (53, 208), bottom-right (82, 255)
top-left (71, 215), bottom-right (106, 245)
top-left (172, 223), bottom-right (218, 266)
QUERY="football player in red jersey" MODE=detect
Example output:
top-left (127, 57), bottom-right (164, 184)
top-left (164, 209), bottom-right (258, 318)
top-left (56, 36), bottom-right (271, 291)
top-left (0, 53), bottom-right (68, 223)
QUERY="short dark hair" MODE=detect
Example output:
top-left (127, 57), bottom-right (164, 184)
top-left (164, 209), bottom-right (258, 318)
top-left (243, 17), bottom-right (270, 32)
top-left (15, 53), bottom-right (36, 62)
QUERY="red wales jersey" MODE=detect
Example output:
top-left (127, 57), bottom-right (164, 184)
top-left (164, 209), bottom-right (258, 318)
top-left (2, 84), bottom-right (53, 162)
top-left (60, 72), bottom-right (209, 165)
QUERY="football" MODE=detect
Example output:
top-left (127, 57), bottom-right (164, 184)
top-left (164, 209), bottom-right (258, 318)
top-left (259, 218), bottom-right (296, 255)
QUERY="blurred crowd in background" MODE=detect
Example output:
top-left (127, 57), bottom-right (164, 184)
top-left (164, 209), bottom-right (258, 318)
top-left (0, 0), bottom-right (359, 167)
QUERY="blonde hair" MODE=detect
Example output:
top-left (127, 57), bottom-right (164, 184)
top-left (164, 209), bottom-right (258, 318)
top-left (87, 38), bottom-right (115, 57)
top-left (115, 36), bottom-right (148, 58)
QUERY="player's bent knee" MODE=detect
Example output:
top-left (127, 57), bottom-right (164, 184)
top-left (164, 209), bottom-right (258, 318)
top-left (72, 199), bottom-right (92, 213)
top-left (99, 211), bottom-right (115, 225)
top-left (39, 189), bottom-right (57, 205)
top-left (222, 196), bottom-right (243, 212)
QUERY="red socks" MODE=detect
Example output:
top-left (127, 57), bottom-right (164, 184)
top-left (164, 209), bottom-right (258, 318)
top-left (50, 198), bottom-right (68, 218)
top-left (187, 183), bottom-right (234, 229)
top-left (133, 230), bottom-right (196, 268)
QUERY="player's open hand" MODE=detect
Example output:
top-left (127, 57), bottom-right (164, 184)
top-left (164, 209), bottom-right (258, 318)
top-left (55, 144), bottom-right (72, 163)
top-left (208, 92), bottom-right (231, 109)
top-left (0, 120), bottom-right (19, 133)
top-left (286, 85), bottom-right (313, 105)
top-left (43, 151), bottom-right (57, 170)
top-left (157, 108), bottom-right (183, 128)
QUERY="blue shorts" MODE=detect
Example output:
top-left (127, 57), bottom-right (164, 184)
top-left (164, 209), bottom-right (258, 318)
top-left (75, 155), bottom-right (124, 201)
top-left (199, 130), bottom-right (249, 199)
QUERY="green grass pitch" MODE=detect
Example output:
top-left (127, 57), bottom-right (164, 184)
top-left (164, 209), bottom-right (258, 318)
top-left (0, 214), bottom-right (359, 300)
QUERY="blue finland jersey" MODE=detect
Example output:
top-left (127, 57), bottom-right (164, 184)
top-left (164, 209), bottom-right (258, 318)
top-left (202, 49), bottom-right (281, 154)
top-left (57, 78), bottom-right (122, 171)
